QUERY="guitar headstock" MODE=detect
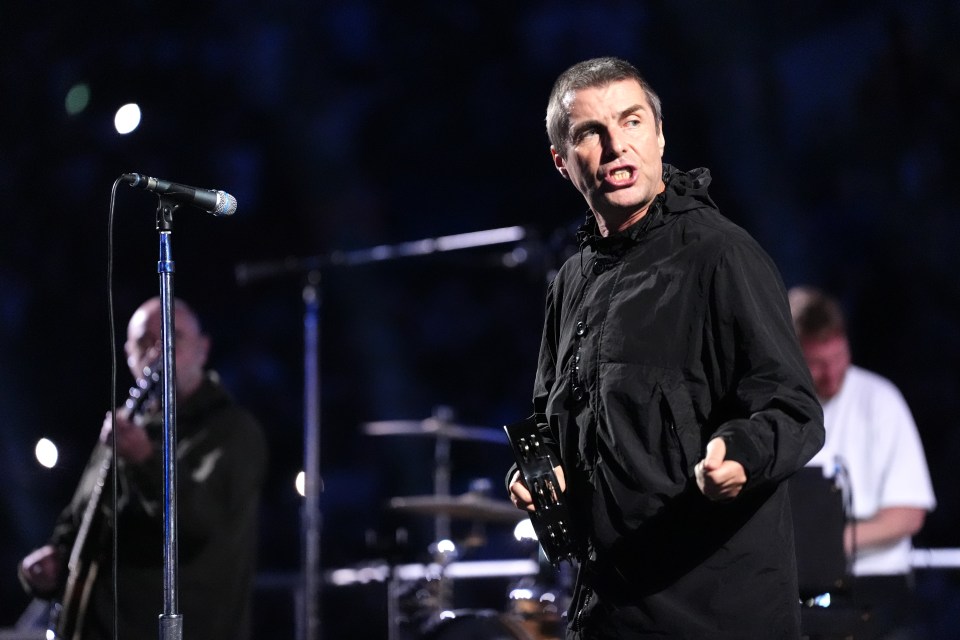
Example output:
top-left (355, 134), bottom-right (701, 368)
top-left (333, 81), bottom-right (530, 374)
top-left (124, 357), bottom-right (163, 418)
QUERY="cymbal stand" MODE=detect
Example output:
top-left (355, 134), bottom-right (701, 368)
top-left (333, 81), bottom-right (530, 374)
top-left (234, 225), bottom-right (529, 640)
top-left (300, 273), bottom-right (323, 640)
top-left (431, 405), bottom-right (454, 544)
top-left (430, 405), bottom-right (476, 619)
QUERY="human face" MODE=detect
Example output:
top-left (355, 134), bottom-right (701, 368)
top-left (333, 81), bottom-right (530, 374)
top-left (125, 299), bottom-right (209, 397)
top-left (799, 334), bottom-right (851, 401)
top-left (551, 79), bottom-right (666, 234)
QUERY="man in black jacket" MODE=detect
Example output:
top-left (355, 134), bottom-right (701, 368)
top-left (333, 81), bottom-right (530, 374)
top-left (19, 297), bottom-right (267, 640)
top-left (508, 57), bottom-right (825, 639)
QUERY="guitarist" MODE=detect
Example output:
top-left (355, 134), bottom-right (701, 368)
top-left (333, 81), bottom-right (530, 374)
top-left (18, 297), bottom-right (267, 640)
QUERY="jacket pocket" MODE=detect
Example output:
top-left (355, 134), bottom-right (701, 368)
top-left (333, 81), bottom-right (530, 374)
top-left (660, 381), bottom-right (701, 477)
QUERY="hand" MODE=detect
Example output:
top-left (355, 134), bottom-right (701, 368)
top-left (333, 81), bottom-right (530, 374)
top-left (508, 466), bottom-right (566, 511)
top-left (19, 545), bottom-right (62, 596)
top-left (100, 410), bottom-right (155, 464)
top-left (695, 437), bottom-right (746, 501)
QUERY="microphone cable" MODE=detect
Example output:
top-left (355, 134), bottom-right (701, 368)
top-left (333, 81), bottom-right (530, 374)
top-left (107, 175), bottom-right (122, 640)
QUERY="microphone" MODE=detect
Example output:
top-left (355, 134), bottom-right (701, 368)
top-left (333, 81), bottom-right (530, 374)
top-left (122, 173), bottom-right (237, 216)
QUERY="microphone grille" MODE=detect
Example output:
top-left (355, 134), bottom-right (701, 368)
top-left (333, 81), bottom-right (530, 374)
top-left (215, 191), bottom-right (238, 216)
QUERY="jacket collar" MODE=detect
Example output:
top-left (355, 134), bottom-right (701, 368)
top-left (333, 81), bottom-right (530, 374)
top-left (575, 164), bottom-right (714, 256)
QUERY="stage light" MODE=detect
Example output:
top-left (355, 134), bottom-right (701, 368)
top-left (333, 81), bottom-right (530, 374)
top-left (435, 538), bottom-right (456, 554)
top-left (114, 103), bottom-right (141, 134)
top-left (65, 83), bottom-right (90, 116)
top-left (35, 438), bottom-right (58, 469)
top-left (295, 470), bottom-right (305, 496)
top-left (513, 518), bottom-right (536, 541)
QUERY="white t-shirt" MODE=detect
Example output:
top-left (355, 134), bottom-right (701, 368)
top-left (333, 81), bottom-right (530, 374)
top-left (806, 365), bottom-right (936, 576)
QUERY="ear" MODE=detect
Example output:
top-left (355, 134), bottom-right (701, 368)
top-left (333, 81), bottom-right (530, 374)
top-left (196, 334), bottom-right (211, 366)
top-left (550, 145), bottom-right (570, 180)
top-left (657, 127), bottom-right (666, 158)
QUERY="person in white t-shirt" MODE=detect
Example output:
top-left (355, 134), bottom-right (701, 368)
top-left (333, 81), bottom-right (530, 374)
top-left (788, 286), bottom-right (936, 639)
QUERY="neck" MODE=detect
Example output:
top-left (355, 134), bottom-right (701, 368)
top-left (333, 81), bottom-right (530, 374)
top-left (177, 372), bottom-right (207, 399)
top-left (594, 180), bottom-right (665, 237)
top-left (595, 201), bottom-right (653, 237)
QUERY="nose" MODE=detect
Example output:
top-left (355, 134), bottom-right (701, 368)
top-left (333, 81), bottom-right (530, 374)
top-left (604, 126), bottom-right (628, 155)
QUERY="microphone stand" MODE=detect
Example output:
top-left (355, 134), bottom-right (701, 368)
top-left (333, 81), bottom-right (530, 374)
top-left (155, 196), bottom-right (183, 640)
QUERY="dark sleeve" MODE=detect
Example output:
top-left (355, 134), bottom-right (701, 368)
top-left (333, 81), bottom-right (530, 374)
top-left (127, 406), bottom-right (268, 547)
top-left (532, 278), bottom-right (560, 428)
top-left (28, 443), bottom-right (113, 598)
top-left (506, 279), bottom-right (563, 491)
top-left (49, 443), bottom-right (111, 552)
top-left (707, 237), bottom-right (825, 487)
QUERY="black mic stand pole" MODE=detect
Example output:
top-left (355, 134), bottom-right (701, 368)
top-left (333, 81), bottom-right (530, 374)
top-left (155, 196), bottom-right (183, 640)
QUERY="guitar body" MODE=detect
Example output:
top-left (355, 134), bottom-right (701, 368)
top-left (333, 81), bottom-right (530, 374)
top-left (48, 359), bottom-right (161, 639)
top-left (504, 417), bottom-right (580, 565)
top-left (51, 554), bottom-right (101, 640)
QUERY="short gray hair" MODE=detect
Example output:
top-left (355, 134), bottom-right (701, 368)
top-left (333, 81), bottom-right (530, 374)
top-left (546, 56), bottom-right (663, 155)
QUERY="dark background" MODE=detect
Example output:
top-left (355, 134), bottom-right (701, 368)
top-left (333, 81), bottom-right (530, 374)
top-left (2, 1), bottom-right (959, 638)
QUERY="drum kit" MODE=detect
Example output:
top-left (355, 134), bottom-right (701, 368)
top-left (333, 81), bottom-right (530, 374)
top-left (329, 408), bottom-right (570, 640)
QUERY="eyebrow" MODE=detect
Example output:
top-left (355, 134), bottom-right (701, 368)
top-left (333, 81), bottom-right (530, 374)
top-left (620, 103), bottom-right (647, 119)
top-left (570, 103), bottom-right (649, 136)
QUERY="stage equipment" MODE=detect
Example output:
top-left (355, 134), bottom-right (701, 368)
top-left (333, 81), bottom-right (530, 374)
top-left (388, 493), bottom-right (525, 524)
top-left (234, 225), bottom-right (529, 640)
top-left (364, 418), bottom-right (508, 444)
top-left (122, 173), bottom-right (237, 216)
top-left (115, 172), bottom-right (235, 640)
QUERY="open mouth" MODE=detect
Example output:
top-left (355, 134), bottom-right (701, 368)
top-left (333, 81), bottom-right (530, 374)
top-left (604, 165), bottom-right (636, 187)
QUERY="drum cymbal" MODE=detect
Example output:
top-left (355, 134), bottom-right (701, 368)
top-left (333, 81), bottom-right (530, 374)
top-left (388, 493), bottom-right (525, 523)
top-left (364, 418), bottom-right (508, 444)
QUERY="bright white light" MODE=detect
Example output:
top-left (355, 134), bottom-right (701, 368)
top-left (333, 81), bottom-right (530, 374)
top-left (114, 103), bottom-right (142, 134)
top-left (513, 518), bottom-right (537, 541)
top-left (508, 588), bottom-right (534, 601)
top-left (35, 438), bottom-right (58, 469)
top-left (295, 471), bottom-right (305, 497)
top-left (813, 592), bottom-right (832, 608)
top-left (435, 538), bottom-right (456, 554)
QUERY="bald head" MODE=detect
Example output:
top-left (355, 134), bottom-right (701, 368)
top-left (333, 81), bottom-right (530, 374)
top-left (125, 297), bottom-right (210, 398)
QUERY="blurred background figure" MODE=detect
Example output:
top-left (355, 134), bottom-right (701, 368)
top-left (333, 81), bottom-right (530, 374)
top-left (789, 285), bottom-right (936, 640)
top-left (17, 297), bottom-right (268, 640)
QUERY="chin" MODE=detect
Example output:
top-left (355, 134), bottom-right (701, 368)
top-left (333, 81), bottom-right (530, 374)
top-left (595, 199), bottom-right (646, 221)
top-left (604, 185), bottom-right (650, 206)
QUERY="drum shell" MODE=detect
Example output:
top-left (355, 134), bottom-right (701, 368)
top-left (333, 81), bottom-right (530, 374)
top-left (418, 609), bottom-right (531, 639)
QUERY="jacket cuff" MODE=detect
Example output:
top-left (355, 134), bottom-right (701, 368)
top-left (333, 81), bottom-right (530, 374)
top-left (714, 422), bottom-right (761, 482)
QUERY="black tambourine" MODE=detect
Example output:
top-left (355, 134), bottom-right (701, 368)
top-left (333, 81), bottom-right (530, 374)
top-left (504, 416), bottom-right (580, 565)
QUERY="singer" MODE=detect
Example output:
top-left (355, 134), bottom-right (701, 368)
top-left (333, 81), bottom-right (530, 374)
top-left (18, 297), bottom-right (267, 640)
top-left (506, 57), bottom-right (824, 639)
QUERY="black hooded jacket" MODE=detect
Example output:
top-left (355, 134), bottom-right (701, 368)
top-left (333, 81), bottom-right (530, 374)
top-left (534, 164), bottom-right (824, 638)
